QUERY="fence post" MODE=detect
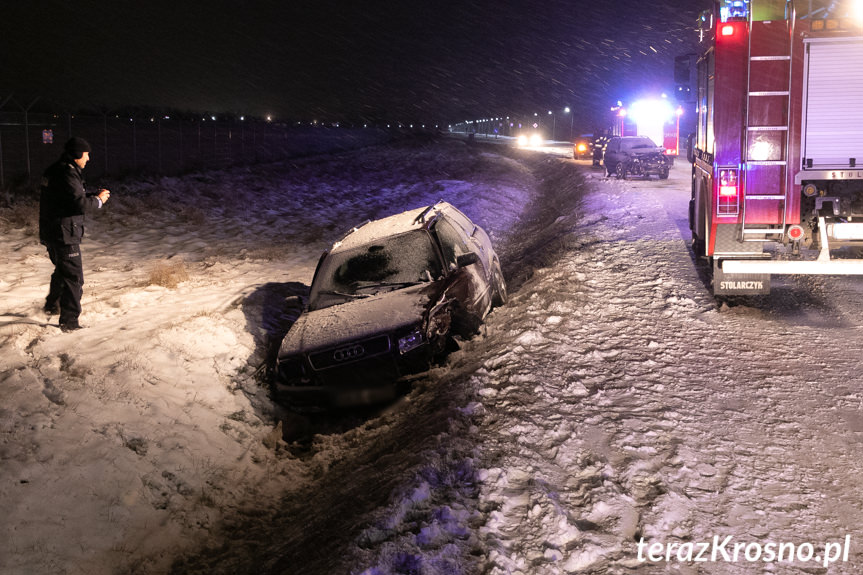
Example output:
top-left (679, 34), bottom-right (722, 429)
top-left (132, 117), bottom-right (137, 172)
top-left (22, 97), bottom-right (41, 182)
top-left (177, 118), bottom-right (183, 173)
top-left (0, 95), bottom-right (10, 191)
top-left (103, 112), bottom-right (109, 175)
top-left (157, 117), bottom-right (163, 174)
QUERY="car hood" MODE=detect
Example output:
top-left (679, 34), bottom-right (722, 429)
top-left (278, 283), bottom-right (440, 356)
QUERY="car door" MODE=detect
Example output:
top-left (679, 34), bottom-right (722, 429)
top-left (444, 207), bottom-right (493, 273)
top-left (432, 217), bottom-right (491, 321)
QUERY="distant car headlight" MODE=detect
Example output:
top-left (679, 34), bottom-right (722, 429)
top-left (517, 135), bottom-right (528, 147)
top-left (577, 143), bottom-right (587, 153)
top-left (398, 328), bottom-right (424, 354)
top-left (529, 134), bottom-right (543, 147)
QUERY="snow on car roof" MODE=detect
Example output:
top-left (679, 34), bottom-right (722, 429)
top-left (333, 202), bottom-right (450, 251)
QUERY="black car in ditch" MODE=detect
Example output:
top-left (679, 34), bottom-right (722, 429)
top-left (274, 201), bottom-right (507, 408)
top-left (603, 136), bottom-right (670, 180)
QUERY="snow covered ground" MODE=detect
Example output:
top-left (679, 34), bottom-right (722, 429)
top-left (3, 138), bottom-right (863, 575)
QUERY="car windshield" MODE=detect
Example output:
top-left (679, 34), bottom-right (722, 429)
top-left (621, 137), bottom-right (659, 152)
top-left (308, 229), bottom-right (443, 310)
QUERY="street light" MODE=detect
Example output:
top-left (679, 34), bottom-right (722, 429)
top-left (548, 111), bottom-right (555, 141)
top-left (564, 107), bottom-right (573, 141)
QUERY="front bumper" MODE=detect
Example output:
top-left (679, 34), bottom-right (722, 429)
top-left (275, 338), bottom-right (434, 407)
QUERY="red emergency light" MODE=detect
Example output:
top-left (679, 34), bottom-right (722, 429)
top-left (721, 24), bottom-right (736, 36)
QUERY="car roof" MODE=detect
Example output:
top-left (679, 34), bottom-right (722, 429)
top-left (332, 201), bottom-right (454, 252)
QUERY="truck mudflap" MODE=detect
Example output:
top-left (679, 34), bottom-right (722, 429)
top-left (714, 259), bottom-right (771, 295)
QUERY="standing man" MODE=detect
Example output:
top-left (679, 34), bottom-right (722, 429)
top-left (39, 137), bottom-right (110, 332)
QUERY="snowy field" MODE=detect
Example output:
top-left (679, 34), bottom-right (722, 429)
top-left (3, 138), bottom-right (863, 575)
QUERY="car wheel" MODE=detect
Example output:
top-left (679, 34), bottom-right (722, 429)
top-left (615, 162), bottom-right (627, 180)
top-left (659, 168), bottom-right (669, 180)
top-left (491, 260), bottom-right (507, 307)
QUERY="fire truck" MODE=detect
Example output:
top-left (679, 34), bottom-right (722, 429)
top-left (688, 0), bottom-right (863, 295)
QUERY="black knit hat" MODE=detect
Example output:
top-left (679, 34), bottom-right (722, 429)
top-left (64, 137), bottom-right (91, 159)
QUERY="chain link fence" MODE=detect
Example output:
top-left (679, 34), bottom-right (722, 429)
top-left (0, 100), bottom-right (390, 196)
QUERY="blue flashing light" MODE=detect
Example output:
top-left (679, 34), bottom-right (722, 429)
top-left (720, 0), bottom-right (749, 22)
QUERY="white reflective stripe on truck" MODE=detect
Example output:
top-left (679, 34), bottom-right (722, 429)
top-left (722, 259), bottom-right (863, 275)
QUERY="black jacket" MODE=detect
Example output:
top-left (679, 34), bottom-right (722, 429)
top-left (39, 155), bottom-right (100, 245)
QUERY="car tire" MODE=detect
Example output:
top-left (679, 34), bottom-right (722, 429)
top-left (615, 162), bottom-right (627, 180)
top-left (491, 260), bottom-right (507, 307)
top-left (659, 168), bottom-right (669, 180)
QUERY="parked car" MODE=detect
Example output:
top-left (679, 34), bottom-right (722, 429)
top-left (572, 136), bottom-right (592, 160)
top-left (603, 136), bottom-right (670, 180)
top-left (274, 201), bottom-right (507, 408)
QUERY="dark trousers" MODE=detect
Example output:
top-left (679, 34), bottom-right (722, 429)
top-left (45, 242), bottom-right (84, 325)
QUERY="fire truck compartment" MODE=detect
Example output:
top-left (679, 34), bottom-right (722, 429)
top-left (801, 37), bottom-right (863, 170)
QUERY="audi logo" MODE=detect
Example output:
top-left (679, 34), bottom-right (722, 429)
top-left (333, 344), bottom-right (365, 362)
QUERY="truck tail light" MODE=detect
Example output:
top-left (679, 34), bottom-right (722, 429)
top-left (717, 168), bottom-right (740, 216)
top-left (719, 168), bottom-right (738, 195)
top-left (721, 24), bottom-right (736, 36)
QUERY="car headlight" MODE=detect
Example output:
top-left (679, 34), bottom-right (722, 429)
top-left (517, 135), bottom-right (528, 147)
top-left (529, 134), bottom-right (543, 147)
top-left (278, 357), bottom-right (306, 380)
top-left (398, 328), bottom-right (424, 354)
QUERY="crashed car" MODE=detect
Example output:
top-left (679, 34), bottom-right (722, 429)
top-left (274, 201), bottom-right (507, 408)
top-left (602, 136), bottom-right (670, 180)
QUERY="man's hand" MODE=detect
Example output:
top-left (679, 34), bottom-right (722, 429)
top-left (97, 189), bottom-right (111, 204)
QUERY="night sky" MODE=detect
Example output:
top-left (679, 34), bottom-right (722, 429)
top-left (1, 0), bottom-right (709, 131)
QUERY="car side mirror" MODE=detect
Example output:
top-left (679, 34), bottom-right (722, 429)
top-left (456, 253), bottom-right (479, 268)
top-left (285, 295), bottom-right (304, 310)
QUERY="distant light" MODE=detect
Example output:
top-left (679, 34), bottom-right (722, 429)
top-left (266, 115), bottom-right (272, 122)
top-left (211, 115), bottom-right (216, 121)
top-left (564, 107), bottom-right (571, 113)
top-left (240, 116), bottom-right (245, 121)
